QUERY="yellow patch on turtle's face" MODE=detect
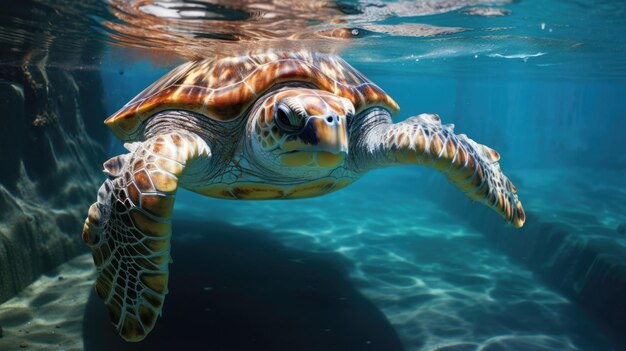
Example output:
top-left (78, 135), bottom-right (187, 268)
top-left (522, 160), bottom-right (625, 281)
top-left (252, 88), bottom-right (353, 172)
top-left (280, 151), bottom-right (314, 167)
top-left (316, 151), bottom-right (345, 168)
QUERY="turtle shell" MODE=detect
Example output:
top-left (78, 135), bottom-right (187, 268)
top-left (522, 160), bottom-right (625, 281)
top-left (106, 52), bottom-right (400, 141)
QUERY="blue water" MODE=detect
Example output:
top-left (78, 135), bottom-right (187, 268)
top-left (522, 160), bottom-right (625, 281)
top-left (2, 0), bottom-right (626, 350)
top-left (92, 1), bottom-right (626, 350)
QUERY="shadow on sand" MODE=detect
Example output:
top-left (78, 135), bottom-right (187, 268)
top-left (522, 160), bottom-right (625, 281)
top-left (83, 220), bottom-right (404, 351)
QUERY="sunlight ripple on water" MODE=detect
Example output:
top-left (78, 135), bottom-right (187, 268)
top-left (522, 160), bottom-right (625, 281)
top-left (1, 0), bottom-right (624, 77)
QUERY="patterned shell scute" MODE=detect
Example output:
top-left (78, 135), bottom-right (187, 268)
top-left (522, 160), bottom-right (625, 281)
top-left (105, 52), bottom-right (400, 141)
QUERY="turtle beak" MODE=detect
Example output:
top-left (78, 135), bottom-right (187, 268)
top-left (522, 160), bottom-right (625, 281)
top-left (300, 114), bottom-right (349, 154)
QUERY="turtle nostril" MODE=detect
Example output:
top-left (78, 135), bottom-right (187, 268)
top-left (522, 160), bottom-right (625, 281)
top-left (326, 116), bottom-right (334, 123)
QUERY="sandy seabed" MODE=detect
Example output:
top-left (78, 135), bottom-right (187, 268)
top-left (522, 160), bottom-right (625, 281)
top-left (0, 169), bottom-right (618, 350)
top-left (0, 255), bottom-right (95, 351)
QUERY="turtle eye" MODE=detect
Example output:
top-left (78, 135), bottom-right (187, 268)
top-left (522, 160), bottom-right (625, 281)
top-left (274, 104), bottom-right (303, 131)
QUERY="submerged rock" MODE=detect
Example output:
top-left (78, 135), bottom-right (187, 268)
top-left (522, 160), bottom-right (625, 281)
top-left (84, 221), bottom-right (404, 351)
top-left (0, 61), bottom-right (108, 303)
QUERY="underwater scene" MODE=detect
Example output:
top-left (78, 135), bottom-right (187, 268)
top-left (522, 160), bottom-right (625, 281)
top-left (1, 0), bottom-right (625, 350)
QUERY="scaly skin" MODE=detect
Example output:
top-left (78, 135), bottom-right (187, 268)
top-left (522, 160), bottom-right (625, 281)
top-left (82, 130), bottom-right (210, 341)
top-left (347, 108), bottom-right (525, 228)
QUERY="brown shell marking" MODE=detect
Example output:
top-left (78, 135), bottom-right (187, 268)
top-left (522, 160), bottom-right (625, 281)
top-left (105, 52), bottom-right (399, 141)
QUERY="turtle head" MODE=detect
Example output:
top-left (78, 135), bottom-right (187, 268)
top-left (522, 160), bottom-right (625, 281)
top-left (249, 88), bottom-right (353, 175)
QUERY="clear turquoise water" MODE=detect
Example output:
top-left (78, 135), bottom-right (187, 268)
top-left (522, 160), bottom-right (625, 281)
top-left (2, 0), bottom-right (626, 350)
top-left (93, 1), bottom-right (626, 350)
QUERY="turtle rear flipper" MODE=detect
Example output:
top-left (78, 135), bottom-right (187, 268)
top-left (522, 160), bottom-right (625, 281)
top-left (82, 131), bottom-right (210, 341)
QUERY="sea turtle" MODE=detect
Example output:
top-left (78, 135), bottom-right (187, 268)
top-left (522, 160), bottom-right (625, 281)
top-left (82, 51), bottom-right (525, 341)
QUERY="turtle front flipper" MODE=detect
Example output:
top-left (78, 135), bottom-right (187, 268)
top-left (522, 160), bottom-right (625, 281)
top-left (351, 111), bottom-right (525, 228)
top-left (82, 131), bottom-right (210, 341)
